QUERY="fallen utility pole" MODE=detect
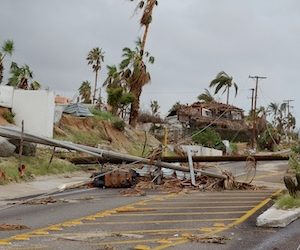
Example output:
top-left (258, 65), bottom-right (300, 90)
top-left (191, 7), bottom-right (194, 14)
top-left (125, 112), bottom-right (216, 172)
top-left (67, 154), bottom-right (289, 165)
top-left (0, 126), bottom-right (225, 179)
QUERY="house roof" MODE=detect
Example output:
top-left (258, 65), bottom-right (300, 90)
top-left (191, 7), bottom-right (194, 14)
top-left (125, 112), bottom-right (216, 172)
top-left (63, 103), bottom-right (93, 117)
top-left (181, 101), bottom-right (244, 112)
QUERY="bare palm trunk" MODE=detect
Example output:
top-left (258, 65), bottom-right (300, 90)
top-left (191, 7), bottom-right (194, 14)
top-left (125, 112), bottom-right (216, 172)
top-left (129, 24), bottom-right (150, 128)
top-left (226, 86), bottom-right (230, 105)
top-left (93, 70), bottom-right (98, 104)
top-left (140, 24), bottom-right (149, 56)
top-left (0, 62), bottom-right (3, 84)
top-left (129, 85), bottom-right (142, 128)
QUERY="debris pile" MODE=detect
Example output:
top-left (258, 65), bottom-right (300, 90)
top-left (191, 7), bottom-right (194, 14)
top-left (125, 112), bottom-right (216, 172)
top-left (186, 234), bottom-right (229, 244)
top-left (0, 224), bottom-right (29, 231)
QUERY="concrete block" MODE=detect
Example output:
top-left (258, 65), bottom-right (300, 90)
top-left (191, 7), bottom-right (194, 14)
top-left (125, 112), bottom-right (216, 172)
top-left (257, 205), bottom-right (300, 227)
top-left (0, 136), bottom-right (16, 157)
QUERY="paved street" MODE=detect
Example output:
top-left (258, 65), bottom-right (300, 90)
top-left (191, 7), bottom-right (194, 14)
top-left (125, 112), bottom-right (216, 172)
top-left (0, 161), bottom-right (297, 250)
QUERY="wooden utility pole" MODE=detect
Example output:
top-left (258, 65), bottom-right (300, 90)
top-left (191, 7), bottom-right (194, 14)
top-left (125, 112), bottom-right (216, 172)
top-left (283, 99), bottom-right (294, 117)
top-left (249, 75), bottom-right (267, 149)
top-left (283, 99), bottom-right (294, 139)
top-left (249, 88), bottom-right (255, 148)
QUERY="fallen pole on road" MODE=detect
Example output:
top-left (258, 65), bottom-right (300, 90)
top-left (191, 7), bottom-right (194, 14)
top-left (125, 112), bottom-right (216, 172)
top-left (0, 126), bottom-right (225, 179)
top-left (66, 154), bottom-right (289, 165)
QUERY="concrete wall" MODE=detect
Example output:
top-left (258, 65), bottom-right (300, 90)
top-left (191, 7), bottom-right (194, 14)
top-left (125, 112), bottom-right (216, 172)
top-left (12, 90), bottom-right (55, 138)
top-left (181, 145), bottom-right (223, 156)
top-left (0, 85), bottom-right (14, 108)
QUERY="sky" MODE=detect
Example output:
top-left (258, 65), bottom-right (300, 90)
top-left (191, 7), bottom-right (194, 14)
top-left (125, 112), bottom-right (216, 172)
top-left (0, 0), bottom-right (299, 120)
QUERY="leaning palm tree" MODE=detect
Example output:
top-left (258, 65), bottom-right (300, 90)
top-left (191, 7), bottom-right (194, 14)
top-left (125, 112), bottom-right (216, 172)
top-left (0, 40), bottom-right (14, 84)
top-left (209, 71), bottom-right (238, 105)
top-left (197, 88), bottom-right (215, 103)
top-left (86, 47), bottom-right (104, 104)
top-left (268, 102), bottom-right (279, 126)
top-left (132, 0), bottom-right (158, 57)
top-left (120, 40), bottom-right (155, 127)
top-left (78, 81), bottom-right (92, 104)
top-left (103, 65), bottom-right (122, 89)
top-left (8, 62), bottom-right (33, 89)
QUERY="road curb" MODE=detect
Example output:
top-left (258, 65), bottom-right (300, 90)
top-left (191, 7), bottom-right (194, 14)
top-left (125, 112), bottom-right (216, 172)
top-left (257, 205), bottom-right (300, 227)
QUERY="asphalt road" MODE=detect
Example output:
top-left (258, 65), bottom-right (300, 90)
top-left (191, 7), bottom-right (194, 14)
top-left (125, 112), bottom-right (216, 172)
top-left (0, 160), bottom-right (297, 250)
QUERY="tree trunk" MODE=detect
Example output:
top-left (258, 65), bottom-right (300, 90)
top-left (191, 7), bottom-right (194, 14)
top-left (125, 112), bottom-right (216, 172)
top-left (226, 86), bottom-right (230, 105)
top-left (129, 86), bottom-right (142, 128)
top-left (140, 24), bottom-right (150, 56)
top-left (93, 70), bottom-right (98, 104)
top-left (0, 62), bottom-right (3, 84)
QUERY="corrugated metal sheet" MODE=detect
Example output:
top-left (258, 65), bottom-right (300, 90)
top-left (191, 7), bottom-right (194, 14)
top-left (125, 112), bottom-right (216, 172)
top-left (63, 103), bottom-right (93, 117)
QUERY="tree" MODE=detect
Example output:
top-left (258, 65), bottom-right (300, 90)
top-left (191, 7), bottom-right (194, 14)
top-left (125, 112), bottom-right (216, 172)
top-left (8, 62), bottom-right (34, 89)
top-left (168, 101), bottom-right (182, 114)
top-left (150, 100), bottom-right (160, 116)
top-left (103, 65), bottom-right (121, 89)
top-left (0, 40), bottom-right (14, 84)
top-left (119, 39), bottom-right (154, 127)
top-left (29, 81), bottom-right (41, 90)
top-left (78, 81), bottom-right (92, 103)
top-left (87, 47), bottom-right (104, 104)
top-left (132, 0), bottom-right (158, 57)
top-left (209, 71), bottom-right (238, 105)
top-left (126, 0), bottom-right (157, 127)
top-left (107, 87), bottom-right (134, 116)
top-left (197, 88), bottom-right (215, 103)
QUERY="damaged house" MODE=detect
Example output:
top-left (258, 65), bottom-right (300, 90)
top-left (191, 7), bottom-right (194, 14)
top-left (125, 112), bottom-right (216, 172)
top-left (167, 101), bottom-right (251, 142)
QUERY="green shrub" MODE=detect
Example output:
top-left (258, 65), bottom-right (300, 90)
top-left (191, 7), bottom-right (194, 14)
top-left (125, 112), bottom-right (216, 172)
top-left (289, 153), bottom-right (300, 173)
top-left (3, 110), bottom-right (15, 123)
top-left (113, 119), bottom-right (125, 131)
top-left (230, 143), bottom-right (238, 155)
top-left (192, 128), bottom-right (225, 151)
top-left (276, 194), bottom-right (300, 209)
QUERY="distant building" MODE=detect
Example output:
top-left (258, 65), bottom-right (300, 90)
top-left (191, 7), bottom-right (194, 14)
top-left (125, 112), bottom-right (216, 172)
top-left (166, 101), bottom-right (250, 142)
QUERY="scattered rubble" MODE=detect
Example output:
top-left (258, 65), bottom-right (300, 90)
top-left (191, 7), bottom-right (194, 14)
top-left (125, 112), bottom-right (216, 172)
top-left (0, 224), bottom-right (30, 231)
top-left (21, 197), bottom-right (60, 205)
top-left (186, 234), bottom-right (229, 244)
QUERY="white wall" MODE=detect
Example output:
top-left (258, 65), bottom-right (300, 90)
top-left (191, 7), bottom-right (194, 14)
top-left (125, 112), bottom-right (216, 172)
top-left (181, 145), bottom-right (223, 156)
top-left (0, 85), bottom-right (14, 108)
top-left (12, 90), bottom-right (55, 138)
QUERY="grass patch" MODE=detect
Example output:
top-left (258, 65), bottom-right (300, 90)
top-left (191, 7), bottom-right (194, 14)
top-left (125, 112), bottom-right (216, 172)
top-left (55, 127), bottom-right (105, 147)
top-left (276, 194), bottom-right (300, 209)
top-left (90, 108), bottom-right (116, 121)
top-left (0, 149), bottom-right (81, 185)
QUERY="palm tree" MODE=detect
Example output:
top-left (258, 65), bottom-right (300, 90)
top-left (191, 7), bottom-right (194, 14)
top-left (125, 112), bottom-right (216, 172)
top-left (86, 47), bottom-right (104, 104)
top-left (78, 81), bottom-right (92, 104)
top-left (197, 88), bottom-right (215, 103)
top-left (30, 81), bottom-right (41, 90)
top-left (8, 62), bottom-right (33, 89)
top-left (120, 40), bottom-right (154, 127)
top-left (268, 102), bottom-right (279, 126)
top-left (209, 71), bottom-right (238, 105)
top-left (0, 40), bottom-right (14, 84)
top-left (132, 0), bottom-right (158, 57)
top-left (103, 65), bottom-right (122, 89)
top-left (150, 100), bottom-right (160, 116)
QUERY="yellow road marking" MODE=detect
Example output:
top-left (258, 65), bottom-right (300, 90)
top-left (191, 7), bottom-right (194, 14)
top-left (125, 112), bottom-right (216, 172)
top-left (151, 189), bottom-right (282, 250)
top-left (90, 237), bottom-right (184, 246)
top-left (148, 201), bottom-right (261, 204)
top-left (82, 218), bottom-right (238, 225)
top-left (131, 206), bottom-right (253, 210)
top-left (110, 211), bottom-right (247, 216)
top-left (0, 193), bottom-right (178, 244)
top-left (167, 196), bottom-right (269, 200)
